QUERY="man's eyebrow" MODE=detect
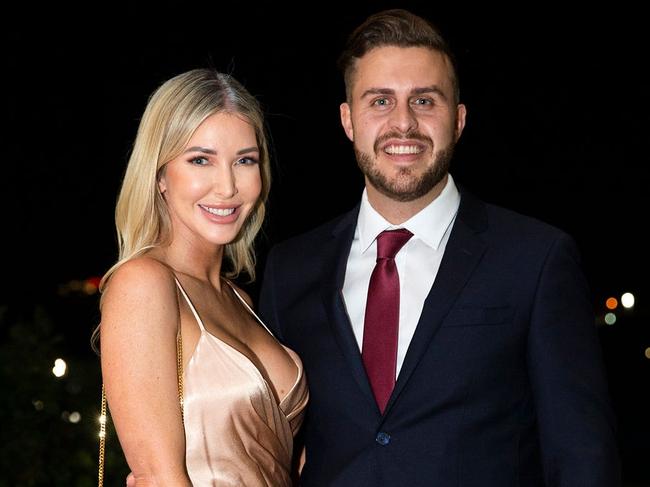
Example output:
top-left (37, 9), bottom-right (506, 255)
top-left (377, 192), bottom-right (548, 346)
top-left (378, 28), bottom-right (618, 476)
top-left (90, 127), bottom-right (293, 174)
top-left (360, 88), bottom-right (395, 98)
top-left (360, 85), bottom-right (448, 100)
top-left (411, 85), bottom-right (447, 99)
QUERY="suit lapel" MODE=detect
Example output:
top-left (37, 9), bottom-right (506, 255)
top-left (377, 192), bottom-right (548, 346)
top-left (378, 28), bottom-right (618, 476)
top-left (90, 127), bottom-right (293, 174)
top-left (320, 205), bottom-right (379, 410)
top-left (384, 192), bottom-right (488, 415)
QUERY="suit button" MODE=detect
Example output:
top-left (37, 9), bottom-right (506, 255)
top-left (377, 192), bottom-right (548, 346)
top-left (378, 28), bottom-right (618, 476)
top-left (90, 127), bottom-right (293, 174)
top-left (375, 432), bottom-right (391, 445)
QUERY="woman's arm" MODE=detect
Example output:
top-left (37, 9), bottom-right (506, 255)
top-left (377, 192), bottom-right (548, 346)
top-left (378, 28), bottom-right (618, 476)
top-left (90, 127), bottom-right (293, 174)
top-left (101, 257), bottom-right (191, 487)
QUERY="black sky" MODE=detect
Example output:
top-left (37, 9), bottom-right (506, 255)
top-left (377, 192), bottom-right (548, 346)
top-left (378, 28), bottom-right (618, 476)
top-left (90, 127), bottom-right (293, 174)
top-left (2, 3), bottom-right (648, 304)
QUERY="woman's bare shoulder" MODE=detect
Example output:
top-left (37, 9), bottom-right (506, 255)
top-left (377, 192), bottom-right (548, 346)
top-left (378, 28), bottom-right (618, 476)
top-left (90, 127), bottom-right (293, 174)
top-left (101, 257), bottom-right (179, 333)
top-left (104, 256), bottom-right (175, 297)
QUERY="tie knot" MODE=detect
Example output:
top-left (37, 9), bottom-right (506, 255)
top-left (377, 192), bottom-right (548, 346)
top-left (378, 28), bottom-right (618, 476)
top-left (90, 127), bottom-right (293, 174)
top-left (376, 229), bottom-right (413, 260)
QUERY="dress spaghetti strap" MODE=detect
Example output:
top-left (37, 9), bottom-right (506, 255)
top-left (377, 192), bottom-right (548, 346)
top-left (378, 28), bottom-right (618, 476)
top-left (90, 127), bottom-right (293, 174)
top-left (173, 277), bottom-right (206, 332)
top-left (223, 279), bottom-right (276, 337)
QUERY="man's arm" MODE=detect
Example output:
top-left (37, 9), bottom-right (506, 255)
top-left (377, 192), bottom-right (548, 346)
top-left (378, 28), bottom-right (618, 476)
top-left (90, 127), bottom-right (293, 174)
top-left (527, 233), bottom-right (620, 486)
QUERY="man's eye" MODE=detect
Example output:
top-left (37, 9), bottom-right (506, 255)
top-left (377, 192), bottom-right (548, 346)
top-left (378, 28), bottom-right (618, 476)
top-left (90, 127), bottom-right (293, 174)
top-left (373, 98), bottom-right (390, 106)
top-left (413, 98), bottom-right (432, 105)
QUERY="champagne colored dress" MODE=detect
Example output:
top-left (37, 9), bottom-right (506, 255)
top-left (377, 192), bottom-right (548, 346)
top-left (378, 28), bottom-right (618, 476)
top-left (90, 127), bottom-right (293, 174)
top-left (174, 278), bottom-right (308, 486)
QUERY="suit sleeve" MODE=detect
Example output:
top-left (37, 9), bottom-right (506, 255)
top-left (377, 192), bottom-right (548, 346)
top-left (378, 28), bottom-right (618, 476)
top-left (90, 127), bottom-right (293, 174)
top-left (527, 233), bottom-right (620, 486)
top-left (259, 247), bottom-right (284, 341)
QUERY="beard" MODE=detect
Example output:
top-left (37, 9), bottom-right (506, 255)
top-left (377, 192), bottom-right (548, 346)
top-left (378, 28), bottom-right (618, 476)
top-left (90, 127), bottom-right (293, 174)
top-left (355, 131), bottom-right (456, 202)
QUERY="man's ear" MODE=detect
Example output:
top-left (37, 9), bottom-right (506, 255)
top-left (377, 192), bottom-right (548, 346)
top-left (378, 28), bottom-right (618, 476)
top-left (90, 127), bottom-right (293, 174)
top-left (340, 102), bottom-right (354, 142)
top-left (455, 103), bottom-right (467, 141)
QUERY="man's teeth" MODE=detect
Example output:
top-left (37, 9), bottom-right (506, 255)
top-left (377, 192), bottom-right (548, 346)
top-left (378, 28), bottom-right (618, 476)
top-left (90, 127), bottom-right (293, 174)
top-left (202, 206), bottom-right (235, 216)
top-left (384, 145), bottom-right (422, 155)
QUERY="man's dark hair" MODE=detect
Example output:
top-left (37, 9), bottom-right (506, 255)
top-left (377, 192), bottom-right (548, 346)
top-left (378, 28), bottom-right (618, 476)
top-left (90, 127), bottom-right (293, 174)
top-left (337, 9), bottom-right (459, 104)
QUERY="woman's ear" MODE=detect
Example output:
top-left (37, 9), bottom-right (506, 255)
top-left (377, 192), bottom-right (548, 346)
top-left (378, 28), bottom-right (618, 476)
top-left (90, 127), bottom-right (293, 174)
top-left (158, 176), bottom-right (167, 195)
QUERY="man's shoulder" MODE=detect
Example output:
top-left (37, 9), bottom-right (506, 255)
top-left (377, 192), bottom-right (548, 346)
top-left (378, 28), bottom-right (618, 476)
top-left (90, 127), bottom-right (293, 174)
top-left (486, 202), bottom-right (569, 241)
top-left (268, 206), bottom-right (358, 256)
top-left (459, 188), bottom-right (573, 246)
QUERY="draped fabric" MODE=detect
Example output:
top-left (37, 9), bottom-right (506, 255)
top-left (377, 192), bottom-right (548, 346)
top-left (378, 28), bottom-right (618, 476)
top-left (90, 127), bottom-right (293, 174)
top-left (175, 279), bottom-right (308, 486)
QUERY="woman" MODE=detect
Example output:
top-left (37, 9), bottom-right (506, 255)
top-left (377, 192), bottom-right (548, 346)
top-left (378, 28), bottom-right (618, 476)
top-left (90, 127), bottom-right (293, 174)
top-left (97, 68), bottom-right (308, 486)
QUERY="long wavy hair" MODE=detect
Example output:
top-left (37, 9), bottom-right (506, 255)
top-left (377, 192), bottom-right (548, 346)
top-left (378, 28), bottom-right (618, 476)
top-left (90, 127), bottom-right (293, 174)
top-left (102, 68), bottom-right (271, 290)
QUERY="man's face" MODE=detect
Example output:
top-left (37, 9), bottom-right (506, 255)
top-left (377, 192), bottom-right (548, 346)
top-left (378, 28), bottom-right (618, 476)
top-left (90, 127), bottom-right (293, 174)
top-left (340, 46), bottom-right (466, 202)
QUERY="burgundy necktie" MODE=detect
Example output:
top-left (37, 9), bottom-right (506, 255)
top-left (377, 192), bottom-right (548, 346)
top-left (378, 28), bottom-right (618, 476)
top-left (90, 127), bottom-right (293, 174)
top-left (362, 228), bottom-right (413, 413)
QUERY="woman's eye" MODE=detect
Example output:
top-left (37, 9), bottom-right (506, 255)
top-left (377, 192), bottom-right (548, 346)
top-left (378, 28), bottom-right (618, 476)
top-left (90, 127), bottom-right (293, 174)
top-left (190, 156), bottom-right (209, 166)
top-left (236, 157), bottom-right (258, 165)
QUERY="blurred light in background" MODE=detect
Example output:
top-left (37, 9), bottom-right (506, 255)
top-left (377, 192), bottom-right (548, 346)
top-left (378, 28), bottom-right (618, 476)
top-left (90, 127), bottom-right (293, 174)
top-left (60, 410), bottom-right (82, 423)
top-left (621, 292), bottom-right (635, 309)
top-left (58, 276), bottom-right (102, 297)
top-left (52, 358), bottom-right (67, 377)
top-left (605, 297), bottom-right (618, 310)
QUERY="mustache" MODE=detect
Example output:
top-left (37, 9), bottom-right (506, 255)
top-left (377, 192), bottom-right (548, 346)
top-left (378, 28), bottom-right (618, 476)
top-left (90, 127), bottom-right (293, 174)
top-left (374, 130), bottom-right (433, 154)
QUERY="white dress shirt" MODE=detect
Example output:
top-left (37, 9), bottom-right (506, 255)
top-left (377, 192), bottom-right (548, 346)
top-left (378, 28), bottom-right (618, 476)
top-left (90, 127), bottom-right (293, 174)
top-left (342, 174), bottom-right (461, 377)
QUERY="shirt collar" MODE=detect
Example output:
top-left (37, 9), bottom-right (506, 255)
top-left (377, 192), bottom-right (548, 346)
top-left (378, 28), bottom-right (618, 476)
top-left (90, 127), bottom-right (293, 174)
top-left (357, 174), bottom-right (461, 253)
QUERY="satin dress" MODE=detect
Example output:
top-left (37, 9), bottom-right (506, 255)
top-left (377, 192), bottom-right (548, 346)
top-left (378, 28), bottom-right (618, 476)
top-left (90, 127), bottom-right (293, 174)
top-left (174, 278), bottom-right (308, 486)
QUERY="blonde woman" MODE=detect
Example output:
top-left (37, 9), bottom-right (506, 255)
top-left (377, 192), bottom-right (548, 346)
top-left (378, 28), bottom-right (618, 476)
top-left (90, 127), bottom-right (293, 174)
top-left (97, 69), bottom-right (308, 486)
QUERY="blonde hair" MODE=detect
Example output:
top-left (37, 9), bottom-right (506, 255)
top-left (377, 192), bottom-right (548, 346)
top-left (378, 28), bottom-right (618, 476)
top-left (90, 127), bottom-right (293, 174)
top-left (102, 68), bottom-right (270, 290)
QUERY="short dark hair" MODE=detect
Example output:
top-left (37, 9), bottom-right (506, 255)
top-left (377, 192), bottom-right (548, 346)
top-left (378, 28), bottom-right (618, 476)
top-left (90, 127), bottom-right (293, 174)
top-left (337, 9), bottom-right (460, 104)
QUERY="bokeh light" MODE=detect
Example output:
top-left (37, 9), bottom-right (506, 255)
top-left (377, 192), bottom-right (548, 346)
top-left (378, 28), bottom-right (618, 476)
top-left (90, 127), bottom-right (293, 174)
top-left (604, 313), bottom-right (617, 325)
top-left (621, 292), bottom-right (635, 309)
top-left (52, 358), bottom-right (67, 378)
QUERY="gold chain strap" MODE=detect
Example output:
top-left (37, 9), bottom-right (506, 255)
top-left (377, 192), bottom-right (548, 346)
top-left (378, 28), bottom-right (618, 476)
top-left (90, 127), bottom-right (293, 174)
top-left (176, 327), bottom-right (184, 422)
top-left (98, 329), bottom-right (184, 487)
top-left (98, 384), bottom-right (106, 487)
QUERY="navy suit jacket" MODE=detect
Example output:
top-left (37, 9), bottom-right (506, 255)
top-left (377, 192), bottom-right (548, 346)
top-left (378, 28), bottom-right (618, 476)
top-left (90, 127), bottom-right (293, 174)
top-left (259, 189), bottom-right (620, 486)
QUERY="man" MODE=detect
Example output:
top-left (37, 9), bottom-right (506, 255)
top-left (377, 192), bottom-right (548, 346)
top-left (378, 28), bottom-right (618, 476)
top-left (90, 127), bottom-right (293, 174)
top-left (259, 9), bottom-right (620, 487)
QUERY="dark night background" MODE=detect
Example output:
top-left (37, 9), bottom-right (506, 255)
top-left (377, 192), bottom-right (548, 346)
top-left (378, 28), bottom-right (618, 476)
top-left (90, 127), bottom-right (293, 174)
top-left (1, 2), bottom-right (648, 485)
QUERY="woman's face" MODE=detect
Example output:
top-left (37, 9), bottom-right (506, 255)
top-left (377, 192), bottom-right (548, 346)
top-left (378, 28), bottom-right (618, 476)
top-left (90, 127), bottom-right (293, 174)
top-left (158, 112), bottom-right (262, 249)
